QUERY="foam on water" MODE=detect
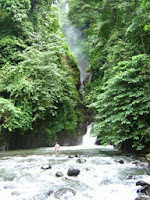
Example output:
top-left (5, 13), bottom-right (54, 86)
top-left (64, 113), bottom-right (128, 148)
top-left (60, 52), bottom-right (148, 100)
top-left (0, 146), bottom-right (149, 200)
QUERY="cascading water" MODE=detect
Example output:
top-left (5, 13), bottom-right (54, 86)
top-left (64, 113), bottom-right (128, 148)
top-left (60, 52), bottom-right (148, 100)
top-left (59, 1), bottom-right (89, 90)
top-left (82, 123), bottom-right (97, 146)
top-left (0, 146), bottom-right (150, 200)
top-left (0, 2), bottom-right (149, 200)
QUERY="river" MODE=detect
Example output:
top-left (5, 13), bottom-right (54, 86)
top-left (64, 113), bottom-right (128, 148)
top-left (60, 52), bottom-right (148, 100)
top-left (0, 144), bottom-right (150, 200)
top-left (0, 2), bottom-right (149, 200)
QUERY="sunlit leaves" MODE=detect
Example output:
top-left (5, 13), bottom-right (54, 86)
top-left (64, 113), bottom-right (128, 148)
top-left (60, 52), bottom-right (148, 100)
top-left (0, 0), bottom-right (80, 138)
top-left (92, 54), bottom-right (150, 149)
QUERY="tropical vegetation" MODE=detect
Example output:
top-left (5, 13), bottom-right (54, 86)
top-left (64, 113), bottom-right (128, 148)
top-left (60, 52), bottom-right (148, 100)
top-left (0, 0), bottom-right (82, 148)
top-left (68, 0), bottom-right (150, 151)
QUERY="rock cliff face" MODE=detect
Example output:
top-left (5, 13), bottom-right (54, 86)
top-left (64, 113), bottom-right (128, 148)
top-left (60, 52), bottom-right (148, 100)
top-left (0, 121), bottom-right (87, 150)
top-left (116, 139), bottom-right (150, 154)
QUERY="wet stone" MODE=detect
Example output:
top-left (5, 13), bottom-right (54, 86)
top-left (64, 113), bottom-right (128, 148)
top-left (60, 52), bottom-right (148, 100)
top-left (136, 181), bottom-right (150, 187)
top-left (11, 191), bottom-right (20, 196)
top-left (76, 158), bottom-right (86, 164)
top-left (132, 161), bottom-right (140, 165)
top-left (4, 185), bottom-right (16, 189)
top-left (135, 198), bottom-right (150, 200)
top-left (54, 188), bottom-right (76, 200)
top-left (56, 171), bottom-right (63, 177)
top-left (67, 168), bottom-right (80, 176)
top-left (68, 155), bottom-right (74, 158)
top-left (41, 164), bottom-right (52, 170)
top-left (126, 175), bottom-right (136, 180)
top-left (118, 159), bottom-right (124, 164)
top-left (47, 190), bottom-right (54, 196)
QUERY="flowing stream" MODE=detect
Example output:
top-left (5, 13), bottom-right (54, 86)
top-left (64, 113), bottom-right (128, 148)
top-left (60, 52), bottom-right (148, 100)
top-left (0, 142), bottom-right (150, 200)
top-left (1, 2), bottom-right (149, 200)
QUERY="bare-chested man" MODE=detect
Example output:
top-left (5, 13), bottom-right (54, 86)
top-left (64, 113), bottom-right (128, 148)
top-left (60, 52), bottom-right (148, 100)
top-left (55, 142), bottom-right (60, 154)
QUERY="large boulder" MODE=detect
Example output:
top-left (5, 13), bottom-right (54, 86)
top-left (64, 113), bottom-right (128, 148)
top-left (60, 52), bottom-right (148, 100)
top-left (136, 180), bottom-right (150, 196)
top-left (136, 181), bottom-right (150, 187)
top-left (54, 188), bottom-right (76, 199)
top-left (67, 168), bottom-right (80, 176)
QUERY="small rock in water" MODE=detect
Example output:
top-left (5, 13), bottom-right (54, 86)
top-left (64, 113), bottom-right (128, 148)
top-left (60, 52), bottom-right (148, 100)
top-left (132, 161), bottom-right (140, 165)
top-left (4, 185), bottom-right (16, 189)
top-left (67, 168), bottom-right (80, 176)
top-left (56, 171), bottom-right (63, 177)
top-left (47, 190), bottom-right (54, 196)
top-left (118, 159), bottom-right (124, 164)
top-left (84, 167), bottom-right (90, 171)
top-left (126, 175), bottom-right (136, 180)
top-left (54, 188), bottom-right (76, 199)
top-left (135, 197), bottom-right (150, 200)
top-left (68, 155), bottom-right (74, 158)
top-left (76, 158), bottom-right (86, 164)
top-left (41, 164), bottom-right (52, 170)
top-left (11, 191), bottom-right (20, 196)
top-left (62, 177), bottom-right (69, 180)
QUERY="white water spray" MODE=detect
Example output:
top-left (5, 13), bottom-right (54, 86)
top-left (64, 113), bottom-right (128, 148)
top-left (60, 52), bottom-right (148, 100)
top-left (82, 123), bottom-right (97, 146)
top-left (60, 1), bottom-right (89, 89)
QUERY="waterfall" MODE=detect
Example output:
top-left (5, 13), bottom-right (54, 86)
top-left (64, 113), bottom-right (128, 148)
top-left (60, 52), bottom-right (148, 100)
top-left (60, 1), bottom-right (89, 89)
top-left (82, 123), bottom-right (97, 146)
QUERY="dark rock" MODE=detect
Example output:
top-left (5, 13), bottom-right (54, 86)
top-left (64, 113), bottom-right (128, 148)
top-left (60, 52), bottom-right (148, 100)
top-left (67, 168), bottom-right (80, 176)
top-left (54, 188), bottom-right (76, 199)
top-left (76, 158), bottom-right (86, 164)
top-left (135, 198), bottom-right (150, 200)
top-left (136, 181), bottom-right (150, 187)
top-left (41, 164), bottom-right (52, 170)
top-left (136, 180), bottom-right (150, 196)
top-left (47, 190), bottom-right (54, 196)
top-left (132, 161), bottom-right (140, 165)
top-left (137, 186), bottom-right (150, 196)
top-left (68, 155), bottom-right (74, 158)
top-left (4, 185), bottom-right (16, 189)
top-left (11, 191), bottom-right (20, 196)
top-left (84, 167), bottom-right (90, 171)
top-left (126, 175), bottom-right (135, 180)
top-left (118, 159), bottom-right (124, 164)
top-left (62, 177), bottom-right (69, 181)
top-left (56, 172), bottom-right (63, 177)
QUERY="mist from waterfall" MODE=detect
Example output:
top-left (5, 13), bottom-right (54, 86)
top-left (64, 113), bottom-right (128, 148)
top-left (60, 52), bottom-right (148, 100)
top-left (59, 1), bottom-right (89, 87)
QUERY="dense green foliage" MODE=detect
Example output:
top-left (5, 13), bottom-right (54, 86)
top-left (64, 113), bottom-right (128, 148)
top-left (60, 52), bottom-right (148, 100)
top-left (68, 0), bottom-right (150, 150)
top-left (0, 0), bottom-right (81, 143)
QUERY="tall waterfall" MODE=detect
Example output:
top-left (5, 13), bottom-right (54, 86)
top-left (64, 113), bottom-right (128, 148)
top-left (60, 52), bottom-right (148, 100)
top-left (82, 123), bottom-right (97, 146)
top-left (60, 1), bottom-right (89, 89)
